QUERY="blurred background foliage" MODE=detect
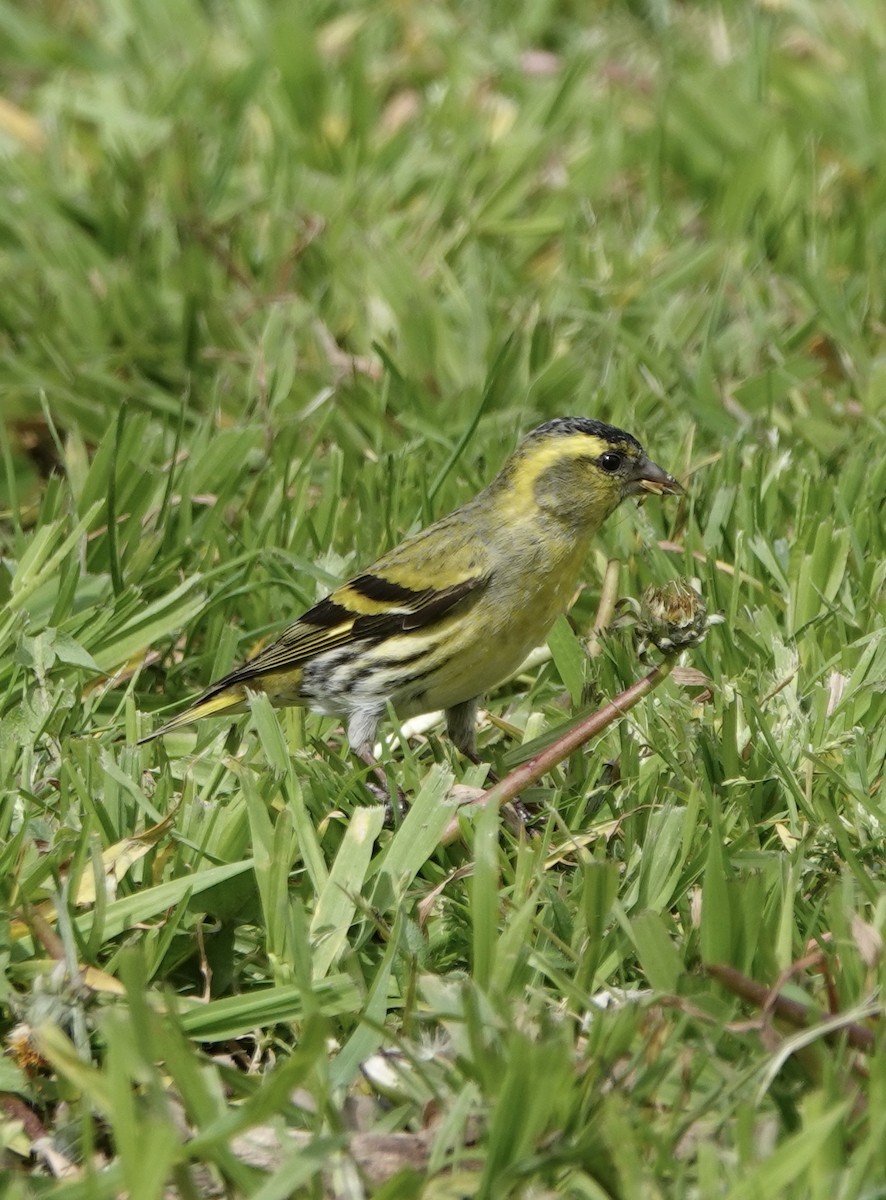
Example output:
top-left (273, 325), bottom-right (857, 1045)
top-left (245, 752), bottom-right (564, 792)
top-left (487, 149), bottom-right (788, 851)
top-left (1, 0), bottom-right (885, 1194)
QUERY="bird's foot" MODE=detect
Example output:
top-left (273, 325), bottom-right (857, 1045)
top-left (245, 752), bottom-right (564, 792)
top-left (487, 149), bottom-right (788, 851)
top-left (356, 748), bottom-right (407, 824)
top-left (362, 778), bottom-right (407, 824)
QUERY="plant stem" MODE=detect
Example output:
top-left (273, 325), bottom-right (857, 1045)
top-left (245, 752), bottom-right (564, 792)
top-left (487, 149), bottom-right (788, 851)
top-left (483, 657), bottom-right (676, 811)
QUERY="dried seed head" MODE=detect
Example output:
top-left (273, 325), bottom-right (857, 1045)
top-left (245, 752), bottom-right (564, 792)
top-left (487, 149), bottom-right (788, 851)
top-left (638, 579), bottom-right (716, 656)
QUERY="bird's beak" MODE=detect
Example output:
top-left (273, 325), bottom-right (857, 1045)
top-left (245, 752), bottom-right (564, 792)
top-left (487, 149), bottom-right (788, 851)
top-left (628, 457), bottom-right (683, 497)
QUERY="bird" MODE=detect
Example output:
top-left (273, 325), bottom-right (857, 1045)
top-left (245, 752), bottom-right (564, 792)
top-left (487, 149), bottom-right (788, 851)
top-left (139, 417), bottom-right (681, 767)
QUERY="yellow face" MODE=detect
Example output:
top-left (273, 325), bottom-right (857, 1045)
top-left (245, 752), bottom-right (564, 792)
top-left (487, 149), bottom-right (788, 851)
top-left (501, 417), bottom-right (681, 530)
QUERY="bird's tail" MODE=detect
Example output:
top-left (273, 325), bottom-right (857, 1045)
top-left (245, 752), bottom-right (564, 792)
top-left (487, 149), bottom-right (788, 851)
top-left (137, 685), bottom-right (247, 745)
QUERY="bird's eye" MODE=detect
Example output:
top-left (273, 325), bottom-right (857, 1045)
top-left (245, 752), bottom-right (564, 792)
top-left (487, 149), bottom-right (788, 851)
top-left (598, 452), bottom-right (623, 473)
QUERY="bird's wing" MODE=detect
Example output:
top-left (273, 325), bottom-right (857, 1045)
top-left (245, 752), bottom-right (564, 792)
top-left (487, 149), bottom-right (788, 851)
top-left (212, 568), bottom-right (492, 685)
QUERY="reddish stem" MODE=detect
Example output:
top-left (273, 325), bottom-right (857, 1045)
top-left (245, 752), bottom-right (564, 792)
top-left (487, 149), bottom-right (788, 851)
top-left (483, 658), bottom-right (675, 811)
top-left (708, 963), bottom-right (875, 1053)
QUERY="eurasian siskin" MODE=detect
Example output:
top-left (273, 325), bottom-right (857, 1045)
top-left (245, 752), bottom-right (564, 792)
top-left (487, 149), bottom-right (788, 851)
top-left (141, 417), bottom-right (681, 760)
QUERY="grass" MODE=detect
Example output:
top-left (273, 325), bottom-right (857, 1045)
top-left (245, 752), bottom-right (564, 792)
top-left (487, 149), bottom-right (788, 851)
top-left (1, 0), bottom-right (885, 1194)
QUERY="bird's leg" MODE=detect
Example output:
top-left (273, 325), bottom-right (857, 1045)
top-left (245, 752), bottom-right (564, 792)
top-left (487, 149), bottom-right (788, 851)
top-left (353, 745), bottom-right (406, 823)
top-left (445, 699), bottom-right (533, 832)
top-left (445, 698), bottom-right (480, 764)
top-left (348, 709), bottom-right (406, 822)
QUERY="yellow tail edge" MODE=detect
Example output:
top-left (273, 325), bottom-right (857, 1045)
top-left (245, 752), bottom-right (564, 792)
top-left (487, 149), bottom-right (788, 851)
top-left (137, 687), bottom-right (246, 745)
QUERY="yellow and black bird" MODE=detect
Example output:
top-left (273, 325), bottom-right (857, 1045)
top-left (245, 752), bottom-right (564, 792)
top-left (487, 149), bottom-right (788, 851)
top-left (141, 418), bottom-right (681, 761)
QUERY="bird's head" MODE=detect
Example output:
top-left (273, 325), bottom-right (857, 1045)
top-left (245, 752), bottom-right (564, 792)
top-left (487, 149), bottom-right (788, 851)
top-left (497, 417), bottom-right (682, 530)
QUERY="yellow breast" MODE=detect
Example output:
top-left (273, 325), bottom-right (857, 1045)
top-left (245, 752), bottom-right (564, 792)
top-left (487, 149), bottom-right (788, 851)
top-left (393, 529), bottom-right (592, 716)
